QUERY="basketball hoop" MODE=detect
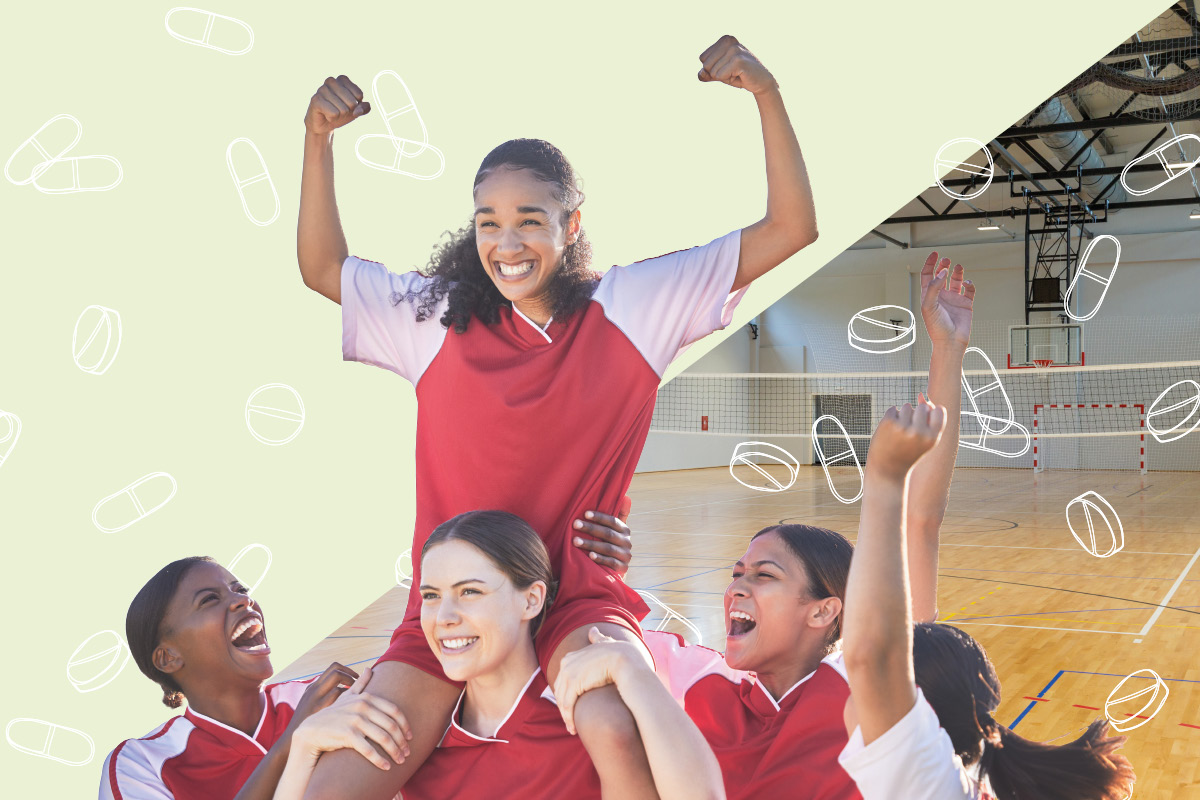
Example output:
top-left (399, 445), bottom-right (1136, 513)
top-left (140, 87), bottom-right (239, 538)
top-left (1032, 359), bottom-right (1055, 368)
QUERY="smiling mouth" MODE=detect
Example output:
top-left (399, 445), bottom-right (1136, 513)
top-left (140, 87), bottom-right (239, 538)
top-left (231, 617), bottom-right (269, 653)
top-left (728, 610), bottom-right (757, 638)
top-left (495, 260), bottom-right (535, 279)
top-left (440, 636), bottom-right (479, 654)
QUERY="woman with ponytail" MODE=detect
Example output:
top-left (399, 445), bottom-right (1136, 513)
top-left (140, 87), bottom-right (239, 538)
top-left (838, 403), bottom-right (1135, 800)
top-left (296, 34), bottom-right (820, 800)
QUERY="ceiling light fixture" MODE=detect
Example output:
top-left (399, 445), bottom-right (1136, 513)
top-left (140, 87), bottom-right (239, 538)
top-left (977, 217), bottom-right (999, 231)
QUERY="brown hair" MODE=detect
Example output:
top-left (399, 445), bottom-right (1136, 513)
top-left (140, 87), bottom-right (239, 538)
top-left (913, 622), bottom-right (1135, 799)
top-left (751, 524), bottom-right (852, 652)
top-left (422, 510), bottom-right (557, 636)
top-left (126, 556), bottom-right (215, 708)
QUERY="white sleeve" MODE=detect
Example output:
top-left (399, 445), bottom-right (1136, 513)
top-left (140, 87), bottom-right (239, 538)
top-left (592, 230), bottom-right (746, 377)
top-left (838, 689), bottom-right (979, 800)
top-left (98, 742), bottom-right (174, 800)
top-left (340, 256), bottom-right (449, 383)
top-left (643, 630), bottom-right (748, 706)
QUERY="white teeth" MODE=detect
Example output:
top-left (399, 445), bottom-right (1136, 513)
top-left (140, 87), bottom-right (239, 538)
top-left (441, 637), bottom-right (478, 650)
top-left (729, 611), bottom-right (755, 622)
top-left (497, 261), bottom-right (534, 276)
top-left (231, 617), bottom-right (263, 643)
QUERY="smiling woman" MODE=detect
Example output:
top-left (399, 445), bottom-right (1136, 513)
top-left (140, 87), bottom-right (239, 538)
top-left (98, 558), bottom-right (404, 800)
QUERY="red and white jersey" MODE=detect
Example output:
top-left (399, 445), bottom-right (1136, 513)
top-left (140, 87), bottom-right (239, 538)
top-left (98, 680), bottom-right (309, 800)
top-left (838, 688), bottom-right (996, 800)
top-left (646, 631), bottom-right (862, 800)
top-left (401, 669), bottom-right (599, 799)
top-left (342, 232), bottom-right (746, 674)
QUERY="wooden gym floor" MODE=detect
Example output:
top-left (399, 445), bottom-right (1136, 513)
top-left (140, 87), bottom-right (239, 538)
top-left (278, 466), bottom-right (1200, 799)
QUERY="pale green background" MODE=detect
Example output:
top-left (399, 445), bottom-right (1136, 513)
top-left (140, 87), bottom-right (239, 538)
top-left (0, 1), bottom-right (1170, 794)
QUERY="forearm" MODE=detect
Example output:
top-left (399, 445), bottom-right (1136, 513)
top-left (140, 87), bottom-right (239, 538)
top-left (905, 343), bottom-right (967, 621)
top-left (297, 131), bottom-right (349, 298)
top-left (843, 465), bottom-right (916, 742)
top-left (231, 732), bottom-right (294, 800)
top-left (614, 668), bottom-right (725, 800)
top-left (734, 87), bottom-right (817, 291)
top-left (272, 749), bottom-right (320, 800)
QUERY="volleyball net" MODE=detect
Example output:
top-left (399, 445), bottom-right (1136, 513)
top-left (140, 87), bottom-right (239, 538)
top-left (650, 361), bottom-right (1200, 472)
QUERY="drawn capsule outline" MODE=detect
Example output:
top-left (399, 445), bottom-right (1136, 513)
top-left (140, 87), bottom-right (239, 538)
top-left (811, 415), bottom-right (865, 504)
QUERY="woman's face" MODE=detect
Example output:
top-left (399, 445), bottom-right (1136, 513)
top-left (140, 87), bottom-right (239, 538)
top-left (722, 530), bottom-right (839, 673)
top-left (420, 539), bottom-right (545, 683)
top-left (473, 167), bottom-right (579, 316)
top-left (155, 562), bottom-right (272, 687)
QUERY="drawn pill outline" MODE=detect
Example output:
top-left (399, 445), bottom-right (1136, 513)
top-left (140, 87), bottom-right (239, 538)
top-left (92, 472), bottom-right (178, 533)
top-left (728, 441), bottom-right (800, 493)
top-left (961, 347), bottom-right (1016, 435)
top-left (66, 630), bottom-right (130, 693)
top-left (228, 543), bottom-right (272, 595)
top-left (1145, 379), bottom-right (1200, 444)
top-left (31, 155), bottom-right (123, 195)
top-left (245, 383), bottom-right (305, 445)
top-left (355, 134), bottom-right (446, 181)
top-left (164, 7), bottom-right (254, 55)
top-left (0, 410), bottom-right (21, 470)
top-left (637, 590), bottom-right (704, 645)
top-left (847, 305), bottom-right (916, 354)
top-left (811, 415), bottom-right (865, 504)
top-left (934, 137), bottom-right (994, 201)
top-left (72, 305), bottom-right (122, 375)
top-left (1119, 133), bottom-right (1200, 197)
top-left (226, 139), bottom-right (280, 226)
top-left (395, 549), bottom-right (413, 589)
top-left (5, 718), bottom-right (95, 766)
top-left (1104, 668), bottom-right (1169, 733)
top-left (959, 411), bottom-right (1031, 458)
top-left (1063, 234), bottom-right (1120, 323)
top-left (3, 114), bottom-right (82, 186)
top-left (370, 70), bottom-right (432, 154)
top-left (1065, 491), bottom-right (1124, 559)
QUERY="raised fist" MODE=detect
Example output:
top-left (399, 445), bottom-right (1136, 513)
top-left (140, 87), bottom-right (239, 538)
top-left (304, 75), bottom-right (370, 135)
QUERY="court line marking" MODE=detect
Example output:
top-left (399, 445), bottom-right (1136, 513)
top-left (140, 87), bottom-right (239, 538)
top-left (1010, 669), bottom-right (1200, 732)
top-left (946, 621), bottom-right (1144, 636)
top-left (935, 566), bottom-right (1200, 582)
top-left (940, 575), bottom-right (1200, 616)
top-left (953, 605), bottom-right (1200, 622)
top-left (1134, 543), bottom-right (1200, 643)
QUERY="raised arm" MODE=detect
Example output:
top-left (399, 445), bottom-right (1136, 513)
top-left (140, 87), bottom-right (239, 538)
top-left (906, 253), bottom-right (975, 622)
top-left (554, 628), bottom-right (725, 800)
top-left (298, 75), bottom-right (371, 305)
top-left (696, 36), bottom-right (818, 292)
top-left (842, 403), bottom-right (945, 745)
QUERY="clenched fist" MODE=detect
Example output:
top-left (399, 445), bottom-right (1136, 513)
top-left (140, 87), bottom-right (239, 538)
top-left (697, 35), bottom-right (778, 96)
top-left (304, 75), bottom-right (371, 135)
top-left (868, 400), bottom-right (947, 480)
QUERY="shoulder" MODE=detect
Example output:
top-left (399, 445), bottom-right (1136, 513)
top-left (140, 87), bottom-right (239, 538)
top-left (266, 678), bottom-right (315, 708)
top-left (645, 630), bottom-right (748, 703)
top-left (101, 718), bottom-right (194, 797)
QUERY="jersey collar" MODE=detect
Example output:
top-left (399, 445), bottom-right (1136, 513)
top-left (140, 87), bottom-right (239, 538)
top-left (440, 668), bottom-right (545, 747)
top-left (509, 304), bottom-right (556, 344)
top-left (183, 693), bottom-right (269, 755)
top-left (748, 651), bottom-right (846, 715)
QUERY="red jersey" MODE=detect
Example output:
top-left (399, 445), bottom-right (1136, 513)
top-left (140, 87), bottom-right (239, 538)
top-left (401, 669), bottom-right (600, 799)
top-left (646, 631), bottom-right (862, 800)
top-left (98, 680), bottom-right (309, 800)
top-left (341, 231), bottom-right (746, 675)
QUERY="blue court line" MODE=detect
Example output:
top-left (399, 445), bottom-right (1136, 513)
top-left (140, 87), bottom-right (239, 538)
top-left (291, 656), bottom-right (382, 681)
top-left (1010, 670), bottom-right (1065, 729)
top-left (639, 564), bottom-right (737, 591)
top-left (951, 605), bottom-right (1200, 623)
top-left (939, 566), bottom-right (1200, 583)
top-left (1009, 669), bottom-right (1200, 731)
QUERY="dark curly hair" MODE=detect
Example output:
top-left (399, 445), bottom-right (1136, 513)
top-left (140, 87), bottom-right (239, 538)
top-left (127, 556), bottom-right (215, 709)
top-left (392, 139), bottom-right (599, 333)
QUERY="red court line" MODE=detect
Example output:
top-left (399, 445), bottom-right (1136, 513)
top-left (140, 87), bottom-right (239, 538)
top-left (1073, 704), bottom-right (1101, 711)
top-left (1023, 696), bottom-right (1050, 702)
top-left (1181, 723), bottom-right (1200, 730)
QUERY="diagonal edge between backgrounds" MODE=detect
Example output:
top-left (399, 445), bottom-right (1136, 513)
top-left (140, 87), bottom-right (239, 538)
top-left (662, 0), bottom-right (1174, 384)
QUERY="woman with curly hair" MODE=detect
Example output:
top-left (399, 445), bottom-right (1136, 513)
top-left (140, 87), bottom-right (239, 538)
top-left (295, 35), bottom-right (818, 800)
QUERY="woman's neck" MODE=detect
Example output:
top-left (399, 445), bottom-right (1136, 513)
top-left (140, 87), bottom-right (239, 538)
top-left (755, 645), bottom-right (827, 703)
top-left (514, 297), bottom-right (553, 328)
top-left (461, 643), bottom-right (541, 738)
top-left (183, 679), bottom-right (266, 737)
